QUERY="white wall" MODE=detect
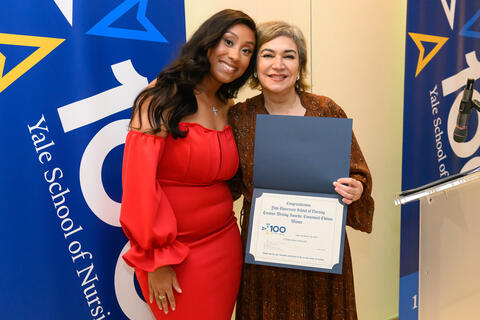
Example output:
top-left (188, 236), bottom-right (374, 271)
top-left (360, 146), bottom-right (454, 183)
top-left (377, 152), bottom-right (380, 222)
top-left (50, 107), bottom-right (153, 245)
top-left (311, 2), bottom-right (406, 320)
top-left (184, 1), bottom-right (407, 319)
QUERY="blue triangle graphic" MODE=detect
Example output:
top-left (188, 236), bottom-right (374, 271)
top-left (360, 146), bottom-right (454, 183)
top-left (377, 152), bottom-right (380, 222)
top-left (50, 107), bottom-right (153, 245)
top-left (459, 9), bottom-right (480, 39)
top-left (109, 3), bottom-right (145, 30)
top-left (86, 0), bottom-right (167, 43)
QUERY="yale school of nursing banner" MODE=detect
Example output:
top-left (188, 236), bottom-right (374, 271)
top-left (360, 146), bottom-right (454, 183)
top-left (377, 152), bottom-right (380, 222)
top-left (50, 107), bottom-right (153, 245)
top-left (402, 1), bottom-right (480, 319)
top-left (0, 1), bottom-right (185, 318)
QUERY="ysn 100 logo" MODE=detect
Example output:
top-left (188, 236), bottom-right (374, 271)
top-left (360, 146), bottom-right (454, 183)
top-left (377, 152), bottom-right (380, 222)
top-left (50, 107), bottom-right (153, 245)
top-left (261, 223), bottom-right (286, 234)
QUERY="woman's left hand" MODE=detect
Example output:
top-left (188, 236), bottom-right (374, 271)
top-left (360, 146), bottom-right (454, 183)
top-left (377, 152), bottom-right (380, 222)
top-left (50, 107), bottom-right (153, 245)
top-left (333, 177), bottom-right (364, 205)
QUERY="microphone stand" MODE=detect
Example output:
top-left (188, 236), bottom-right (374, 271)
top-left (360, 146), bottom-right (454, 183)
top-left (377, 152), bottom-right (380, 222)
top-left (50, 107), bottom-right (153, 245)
top-left (461, 79), bottom-right (480, 114)
top-left (455, 79), bottom-right (480, 142)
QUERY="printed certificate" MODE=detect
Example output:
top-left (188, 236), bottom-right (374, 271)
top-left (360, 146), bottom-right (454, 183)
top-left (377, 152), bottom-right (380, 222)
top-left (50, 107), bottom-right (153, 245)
top-left (247, 115), bottom-right (353, 274)
top-left (245, 189), bottom-right (346, 273)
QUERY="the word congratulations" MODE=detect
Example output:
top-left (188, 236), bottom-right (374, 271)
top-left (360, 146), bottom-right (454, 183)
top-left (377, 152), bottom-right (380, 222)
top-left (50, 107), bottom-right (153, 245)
top-left (286, 201), bottom-right (311, 207)
top-left (27, 115), bottom-right (109, 320)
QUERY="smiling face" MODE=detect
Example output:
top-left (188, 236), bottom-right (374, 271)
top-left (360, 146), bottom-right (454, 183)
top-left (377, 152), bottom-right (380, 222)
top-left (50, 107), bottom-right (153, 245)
top-left (256, 35), bottom-right (299, 95)
top-left (207, 23), bottom-right (256, 85)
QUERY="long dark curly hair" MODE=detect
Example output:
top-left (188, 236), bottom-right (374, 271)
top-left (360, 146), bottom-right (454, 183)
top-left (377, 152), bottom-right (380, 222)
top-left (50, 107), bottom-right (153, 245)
top-left (131, 9), bottom-right (256, 138)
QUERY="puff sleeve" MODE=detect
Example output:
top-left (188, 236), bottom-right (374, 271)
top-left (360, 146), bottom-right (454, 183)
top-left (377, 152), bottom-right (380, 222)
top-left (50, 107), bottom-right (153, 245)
top-left (120, 130), bottom-right (189, 272)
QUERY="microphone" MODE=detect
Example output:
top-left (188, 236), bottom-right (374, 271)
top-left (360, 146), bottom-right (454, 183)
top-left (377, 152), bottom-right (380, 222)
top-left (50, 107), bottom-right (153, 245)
top-left (454, 79), bottom-right (476, 142)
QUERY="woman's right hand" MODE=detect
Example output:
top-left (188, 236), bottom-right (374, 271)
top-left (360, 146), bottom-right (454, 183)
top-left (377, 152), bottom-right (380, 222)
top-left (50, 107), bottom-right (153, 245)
top-left (148, 265), bottom-right (182, 314)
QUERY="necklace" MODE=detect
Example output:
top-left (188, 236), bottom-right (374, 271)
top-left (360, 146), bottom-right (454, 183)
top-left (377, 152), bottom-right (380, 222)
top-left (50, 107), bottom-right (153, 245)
top-left (212, 105), bottom-right (218, 115)
top-left (264, 96), bottom-right (305, 116)
top-left (264, 104), bottom-right (304, 116)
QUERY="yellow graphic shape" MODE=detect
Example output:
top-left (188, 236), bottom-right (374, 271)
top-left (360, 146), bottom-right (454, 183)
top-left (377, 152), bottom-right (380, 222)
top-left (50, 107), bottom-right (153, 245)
top-left (0, 33), bottom-right (65, 93)
top-left (408, 32), bottom-right (448, 77)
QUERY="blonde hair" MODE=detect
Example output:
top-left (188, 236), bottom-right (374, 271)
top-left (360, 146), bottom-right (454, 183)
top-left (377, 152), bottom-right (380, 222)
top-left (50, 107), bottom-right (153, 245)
top-left (250, 21), bottom-right (309, 91)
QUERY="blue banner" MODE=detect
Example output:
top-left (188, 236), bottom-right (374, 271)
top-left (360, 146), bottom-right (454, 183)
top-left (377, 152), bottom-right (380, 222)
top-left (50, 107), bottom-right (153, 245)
top-left (402, 1), bottom-right (480, 318)
top-left (0, 1), bottom-right (185, 318)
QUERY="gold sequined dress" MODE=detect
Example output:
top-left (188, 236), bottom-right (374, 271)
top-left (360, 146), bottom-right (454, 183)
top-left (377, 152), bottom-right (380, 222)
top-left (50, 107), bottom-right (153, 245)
top-left (228, 92), bottom-right (374, 320)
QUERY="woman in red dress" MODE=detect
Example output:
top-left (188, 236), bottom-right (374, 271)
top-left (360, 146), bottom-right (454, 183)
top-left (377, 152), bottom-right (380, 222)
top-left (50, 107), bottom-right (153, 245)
top-left (119, 10), bottom-right (256, 319)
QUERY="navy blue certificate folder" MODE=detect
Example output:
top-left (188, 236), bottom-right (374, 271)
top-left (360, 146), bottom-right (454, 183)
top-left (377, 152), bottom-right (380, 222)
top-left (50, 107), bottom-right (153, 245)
top-left (245, 114), bottom-right (353, 274)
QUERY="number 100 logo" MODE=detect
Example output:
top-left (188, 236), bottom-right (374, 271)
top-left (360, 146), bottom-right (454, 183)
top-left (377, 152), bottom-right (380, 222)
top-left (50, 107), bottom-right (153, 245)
top-left (262, 223), bottom-right (286, 233)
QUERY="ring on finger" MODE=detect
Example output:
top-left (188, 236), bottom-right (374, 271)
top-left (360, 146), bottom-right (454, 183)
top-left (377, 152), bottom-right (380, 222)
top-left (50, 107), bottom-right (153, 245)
top-left (158, 295), bottom-right (166, 300)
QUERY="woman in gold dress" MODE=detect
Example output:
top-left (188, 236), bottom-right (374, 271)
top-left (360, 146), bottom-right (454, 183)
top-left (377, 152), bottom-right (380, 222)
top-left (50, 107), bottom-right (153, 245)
top-left (228, 21), bottom-right (374, 320)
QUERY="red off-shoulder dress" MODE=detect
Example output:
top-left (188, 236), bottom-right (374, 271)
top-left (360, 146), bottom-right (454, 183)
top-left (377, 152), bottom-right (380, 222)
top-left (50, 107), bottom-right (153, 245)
top-left (120, 122), bottom-right (242, 320)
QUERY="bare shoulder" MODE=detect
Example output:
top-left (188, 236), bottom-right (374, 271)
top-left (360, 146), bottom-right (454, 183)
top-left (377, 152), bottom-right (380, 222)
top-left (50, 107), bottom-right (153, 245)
top-left (147, 78), bottom-right (157, 88)
top-left (130, 82), bottom-right (168, 138)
